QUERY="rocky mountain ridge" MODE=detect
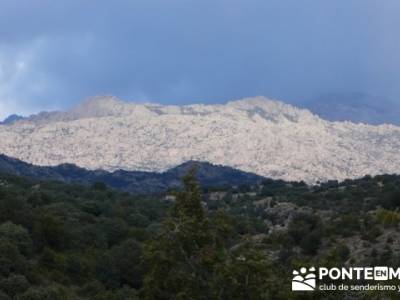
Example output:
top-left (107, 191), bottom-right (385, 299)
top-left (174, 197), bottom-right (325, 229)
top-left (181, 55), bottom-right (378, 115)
top-left (1, 95), bottom-right (400, 183)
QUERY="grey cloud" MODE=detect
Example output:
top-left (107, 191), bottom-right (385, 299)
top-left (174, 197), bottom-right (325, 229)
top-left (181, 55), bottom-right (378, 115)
top-left (0, 0), bottom-right (400, 119)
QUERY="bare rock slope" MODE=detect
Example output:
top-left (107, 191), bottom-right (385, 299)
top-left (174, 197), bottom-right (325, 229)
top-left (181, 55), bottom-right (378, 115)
top-left (1, 95), bottom-right (400, 183)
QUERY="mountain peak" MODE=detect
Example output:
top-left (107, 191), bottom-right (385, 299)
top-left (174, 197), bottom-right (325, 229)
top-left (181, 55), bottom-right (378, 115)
top-left (227, 96), bottom-right (278, 108)
top-left (0, 114), bottom-right (25, 125)
top-left (70, 95), bottom-right (125, 117)
top-left (75, 95), bottom-right (123, 108)
top-left (226, 96), bottom-right (313, 123)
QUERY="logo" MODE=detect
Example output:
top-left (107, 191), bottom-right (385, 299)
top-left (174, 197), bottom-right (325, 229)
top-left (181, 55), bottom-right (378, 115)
top-left (291, 266), bottom-right (400, 293)
top-left (292, 267), bottom-right (316, 291)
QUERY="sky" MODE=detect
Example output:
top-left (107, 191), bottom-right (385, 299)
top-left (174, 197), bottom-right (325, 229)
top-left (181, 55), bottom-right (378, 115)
top-left (0, 0), bottom-right (400, 119)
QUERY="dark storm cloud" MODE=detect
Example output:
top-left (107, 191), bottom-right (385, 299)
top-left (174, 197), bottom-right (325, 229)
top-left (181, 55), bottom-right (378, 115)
top-left (0, 0), bottom-right (399, 118)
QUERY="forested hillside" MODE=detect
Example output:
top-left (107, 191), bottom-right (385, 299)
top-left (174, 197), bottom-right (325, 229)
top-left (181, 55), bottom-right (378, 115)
top-left (0, 170), bottom-right (400, 299)
top-left (0, 155), bottom-right (264, 194)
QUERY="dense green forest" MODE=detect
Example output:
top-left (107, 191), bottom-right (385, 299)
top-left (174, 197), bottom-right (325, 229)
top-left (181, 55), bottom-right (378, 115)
top-left (1, 169), bottom-right (400, 299)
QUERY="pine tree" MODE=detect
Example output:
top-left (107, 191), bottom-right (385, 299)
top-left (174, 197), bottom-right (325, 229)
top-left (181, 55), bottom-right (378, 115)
top-left (142, 167), bottom-right (272, 300)
top-left (142, 167), bottom-right (217, 300)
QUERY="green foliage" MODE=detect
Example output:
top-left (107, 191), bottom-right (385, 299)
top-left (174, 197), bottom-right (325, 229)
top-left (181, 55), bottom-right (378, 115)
top-left (0, 222), bottom-right (32, 256)
top-left (376, 209), bottom-right (400, 227)
top-left (142, 168), bottom-right (272, 299)
top-left (0, 170), bottom-right (399, 299)
top-left (0, 274), bottom-right (29, 297)
top-left (143, 168), bottom-right (216, 299)
top-left (288, 214), bottom-right (322, 254)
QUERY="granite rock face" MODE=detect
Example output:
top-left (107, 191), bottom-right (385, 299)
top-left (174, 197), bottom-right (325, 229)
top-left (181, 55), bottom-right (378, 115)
top-left (1, 95), bottom-right (400, 183)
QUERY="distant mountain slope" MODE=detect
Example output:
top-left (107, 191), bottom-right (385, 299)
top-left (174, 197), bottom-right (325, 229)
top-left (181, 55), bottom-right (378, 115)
top-left (1, 95), bottom-right (400, 183)
top-left (0, 154), bottom-right (265, 194)
top-left (0, 114), bottom-right (25, 125)
top-left (305, 93), bottom-right (400, 125)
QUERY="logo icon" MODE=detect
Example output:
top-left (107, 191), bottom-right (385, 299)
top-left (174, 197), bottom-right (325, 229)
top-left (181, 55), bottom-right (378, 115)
top-left (292, 267), bottom-right (316, 291)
